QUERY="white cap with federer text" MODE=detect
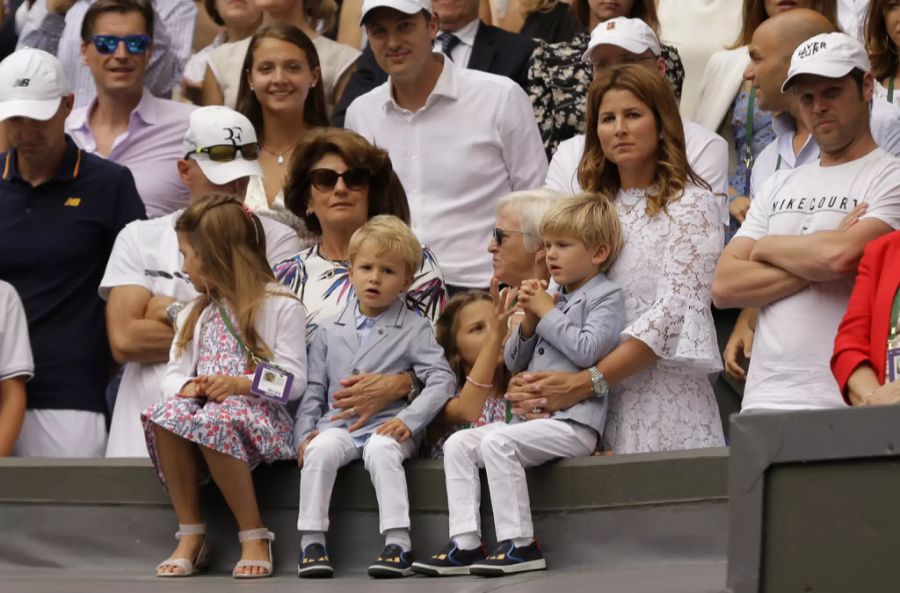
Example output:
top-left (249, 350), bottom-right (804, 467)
top-left (183, 106), bottom-right (263, 186)
top-left (582, 17), bottom-right (661, 63)
top-left (781, 32), bottom-right (871, 92)
top-left (359, 0), bottom-right (432, 26)
top-left (0, 49), bottom-right (69, 122)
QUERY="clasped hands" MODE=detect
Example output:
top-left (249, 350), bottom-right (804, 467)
top-left (177, 375), bottom-right (251, 402)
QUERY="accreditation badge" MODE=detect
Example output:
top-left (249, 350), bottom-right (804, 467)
top-left (887, 348), bottom-right (900, 383)
top-left (251, 363), bottom-right (294, 402)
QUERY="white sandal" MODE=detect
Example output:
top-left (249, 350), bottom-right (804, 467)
top-left (156, 523), bottom-right (209, 577)
top-left (232, 528), bottom-right (275, 579)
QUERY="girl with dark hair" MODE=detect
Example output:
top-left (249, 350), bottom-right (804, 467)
top-left (202, 0), bottom-right (359, 111)
top-left (143, 195), bottom-right (307, 579)
top-left (237, 24), bottom-right (329, 238)
top-left (527, 0), bottom-right (684, 156)
top-left (508, 65), bottom-right (725, 454)
top-left (865, 0), bottom-right (900, 106)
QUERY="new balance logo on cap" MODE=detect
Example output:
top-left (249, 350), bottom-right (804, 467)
top-left (13, 78), bottom-right (30, 88)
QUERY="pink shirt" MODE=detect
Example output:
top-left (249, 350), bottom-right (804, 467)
top-left (66, 91), bottom-right (195, 218)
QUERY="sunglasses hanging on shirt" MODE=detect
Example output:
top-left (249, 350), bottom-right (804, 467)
top-left (91, 34), bottom-right (152, 55)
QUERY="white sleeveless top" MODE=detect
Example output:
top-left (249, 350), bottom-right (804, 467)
top-left (207, 35), bottom-right (360, 113)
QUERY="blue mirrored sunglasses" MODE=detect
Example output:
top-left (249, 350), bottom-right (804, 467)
top-left (91, 34), bottom-right (151, 55)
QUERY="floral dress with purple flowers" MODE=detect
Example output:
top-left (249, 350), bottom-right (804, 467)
top-left (142, 306), bottom-right (295, 486)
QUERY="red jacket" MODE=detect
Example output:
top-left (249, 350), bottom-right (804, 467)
top-left (831, 231), bottom-right (900, 404)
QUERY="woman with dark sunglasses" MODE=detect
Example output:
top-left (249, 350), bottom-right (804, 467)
top-left (273, 128), bottom-right (448, 431)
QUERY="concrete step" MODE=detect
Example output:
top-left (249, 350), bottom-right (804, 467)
top-left (0, 448), bottom-right (729, 576)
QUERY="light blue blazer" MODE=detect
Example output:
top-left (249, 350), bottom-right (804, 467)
top-left (504, 273), bottom-right (626, 435)
top-left (294, 298), bottom-right (457, 444)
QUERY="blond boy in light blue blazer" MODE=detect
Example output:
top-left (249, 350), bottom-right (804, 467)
top-left (293, 215), bottom-right (456, 579)
top-left (414, 194), bottom-right (626, 578)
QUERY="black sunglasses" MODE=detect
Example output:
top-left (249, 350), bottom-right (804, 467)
top-left (492, 226), bottom-right (529, 245)
top-left (309, 168), bottom-right (371, 191)
top-left (185, 143), bottom-right (260, 162)
top-left (91, 34), bottom-right (151, 55)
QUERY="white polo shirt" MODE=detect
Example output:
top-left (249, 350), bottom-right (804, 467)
top-left (736, 147), bottom-right (900, 412)
top-left (99, 210), bottom-right (302, 457)
top-left (0, 280), bottom-right (33, 382)
top-left (345, 56), bottom-right (548, 288)
top-left (751, 102), bottom-right (900, 199)
top-left (545, 119), bottom-right (729, 222)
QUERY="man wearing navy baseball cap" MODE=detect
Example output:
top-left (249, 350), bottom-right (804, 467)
top-left (0, 48), bottom-right (145, 457)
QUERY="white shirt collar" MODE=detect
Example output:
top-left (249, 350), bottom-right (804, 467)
top-left (444, 18), bottom-right (480, 48)
top-left (383, 54), bottom-right (460, 113)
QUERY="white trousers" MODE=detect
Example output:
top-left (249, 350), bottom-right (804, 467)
top-left (13, 409), bottom-right (107, 458)
top-left (443, 419), bottom-right (597, 542)
top-left (298, 428), bottom-right (417, 534)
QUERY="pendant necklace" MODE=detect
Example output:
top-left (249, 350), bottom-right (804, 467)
top-left (261, 144), bottom-right (294, 165)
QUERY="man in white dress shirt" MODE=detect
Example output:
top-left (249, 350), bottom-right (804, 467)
top-left (544, 17), bottom-right (730, 224)
top-left (713, 32), bottom-right (900, 413)
top-left (345, 0), bottom-right (547, 293)
top-left (17, 0), bottom-right (195, 109)
top-left (101, 106), bottom-right (301, 457)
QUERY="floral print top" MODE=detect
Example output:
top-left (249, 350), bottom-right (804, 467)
top-left (727, 89), bottom-right (775, 240)
top-left (528, 33), bottom-right (685, 157)
top-left (273, 243), bottom-right (448, 342)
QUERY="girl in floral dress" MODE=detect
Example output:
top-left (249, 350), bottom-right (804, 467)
top-left (428, 285), bottom-right (515, 458)
top-left (144, 195), bottom-right (307, 579)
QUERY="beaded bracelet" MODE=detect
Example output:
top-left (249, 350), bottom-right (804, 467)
top-left (466, 376), bottom-right (493, 389)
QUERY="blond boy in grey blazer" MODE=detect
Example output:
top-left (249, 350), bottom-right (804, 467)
top-left (414, 194), bottom-right (625, 578)
top-left (294, 216), bottom-right (456, 579)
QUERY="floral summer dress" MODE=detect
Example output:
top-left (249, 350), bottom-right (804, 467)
top-left (727, 89), bottom-right (774, 240)
top-left (428, 396), bottom-right (510, 459)
top-left (142, 306), bottom-right (295, 485)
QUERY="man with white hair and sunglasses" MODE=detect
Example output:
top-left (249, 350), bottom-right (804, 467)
top-left (101, 105), bottom-right (302, 458)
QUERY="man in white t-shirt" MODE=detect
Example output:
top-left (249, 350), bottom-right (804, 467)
top-left (713, 33), bottom-right (900, 413)
top-left (100, 106), bottom-right (302, 457)
top-left (0, 280), bottom-right (32, 456)
top-left (345, 0), bottom-right (547, 292)
top-left (544, 17), bottom-right (729, 222)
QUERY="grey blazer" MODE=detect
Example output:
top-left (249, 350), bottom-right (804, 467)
top-left (294, 298), bottom-right (457, 444)
top-left (504, 273), bottom-right (626, 434)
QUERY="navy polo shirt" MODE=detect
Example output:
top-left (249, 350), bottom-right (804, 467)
top-left (0, 135), bottom-right (146, 414)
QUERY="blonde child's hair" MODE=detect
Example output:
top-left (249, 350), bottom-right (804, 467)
top-left (539, 192), bottom-right (624, 273)
top-left (348, 215), bottom-right (423, 282)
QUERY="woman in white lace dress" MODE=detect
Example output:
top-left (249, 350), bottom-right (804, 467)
top-left (506, 65), bottom-right (725, 454)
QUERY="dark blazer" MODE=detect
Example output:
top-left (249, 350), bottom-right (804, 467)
top-left (331, 21), bottom-right (536, 127)
top-left (831, 231), bottom-right (900, 403)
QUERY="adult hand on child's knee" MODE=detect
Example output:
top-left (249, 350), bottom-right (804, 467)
top-left (332, 373), bottom-right (410, 431)
top-left (296, 431), bottom-right (318, 467)
top-left (375, 418), bottom-right (412, 442)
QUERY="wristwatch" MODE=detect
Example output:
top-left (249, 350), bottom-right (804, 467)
top-left (587, 367), bottom-right (609, 399)
top-left (166, 301), bottom-right (185, 327)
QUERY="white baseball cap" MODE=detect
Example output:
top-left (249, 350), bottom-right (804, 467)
top-left (0, 49), bottom-right (70, 122)
top-left (183, 106), bottom-right (263, 186)
top-left (359, 0), bottom-right (432, 26)
top-left (582, 17), bottom-right (661, 63)
top-left (781, 32), bottom-right (871, 92)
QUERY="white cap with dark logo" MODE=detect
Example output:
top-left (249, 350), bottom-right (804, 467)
top-left (183, 106), bottom-right (263, 186)
top-left (359, 0), bottom-right (432, 25)
top-left (582, 17), bottom-right (662, 63)
top-left (0, 49), bottom-right (70, 122)
top-left (781, 32), bottom-right (871, 92)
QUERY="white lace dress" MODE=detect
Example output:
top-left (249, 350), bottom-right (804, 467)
top-left (604, 186), bottom-right (726, 453)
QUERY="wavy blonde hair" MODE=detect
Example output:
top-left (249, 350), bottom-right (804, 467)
top-left (577, 65), bottom-right (709, 217)
top-left (174, 195), bottom-right (284, 360)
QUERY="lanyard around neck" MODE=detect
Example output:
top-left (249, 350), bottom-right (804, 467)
top-left (890, 77), bottom-right (896, 103)
top-left (216, 303), bottom-right (267, 365)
